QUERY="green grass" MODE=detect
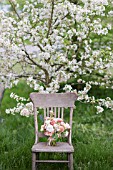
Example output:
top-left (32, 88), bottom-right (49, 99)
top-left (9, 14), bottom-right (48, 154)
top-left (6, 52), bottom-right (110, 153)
top-left (0, 81), bottom-right (113, 170)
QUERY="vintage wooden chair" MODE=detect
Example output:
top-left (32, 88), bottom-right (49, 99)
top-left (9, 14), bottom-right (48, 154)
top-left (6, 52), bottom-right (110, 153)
top-left (30, 93), bottom-right (77, 170)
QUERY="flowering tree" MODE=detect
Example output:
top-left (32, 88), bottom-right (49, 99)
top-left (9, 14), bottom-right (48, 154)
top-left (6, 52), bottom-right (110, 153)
top-left (0, 0), bottom-right (113, 116)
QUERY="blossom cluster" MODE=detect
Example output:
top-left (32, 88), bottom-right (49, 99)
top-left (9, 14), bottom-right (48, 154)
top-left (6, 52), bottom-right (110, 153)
top-left (10, 92), bottom-right (27, 102)
top-left (5, 92), bottom-right (34, 116)
top-left (6, 101), bottom-right (33, 117)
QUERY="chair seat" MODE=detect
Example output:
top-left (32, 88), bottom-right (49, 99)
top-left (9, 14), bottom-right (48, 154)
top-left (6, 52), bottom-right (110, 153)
top-left (32, 142), bottom-right (74, 153)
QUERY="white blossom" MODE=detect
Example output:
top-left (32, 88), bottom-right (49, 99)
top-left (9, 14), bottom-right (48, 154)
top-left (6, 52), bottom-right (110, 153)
top-left (20, 108), bottom-right (30, 117)
top-left (96, 106), bottom-right (104, 114)
top-left (63, 85), bottom-right (72, 92)
top-left (0, 0), bottom-right (112, 116)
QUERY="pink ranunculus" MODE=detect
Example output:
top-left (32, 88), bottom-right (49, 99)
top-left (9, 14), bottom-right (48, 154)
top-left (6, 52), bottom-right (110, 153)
top-left (53, 118), bottom-right (57, 122)
top-left (50, 119), bottom-right (56, 125)
top-left (61, 122), bottom-right (66, 127)
top-left (57, 118), bottom-right (63, 123)
top-left (53, 123), bottom-right (59, 130)
top-left (59, 125), bottom-right (65, 132)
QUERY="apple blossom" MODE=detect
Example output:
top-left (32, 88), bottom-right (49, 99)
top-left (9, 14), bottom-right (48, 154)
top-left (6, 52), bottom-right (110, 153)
top-left (95, 106), bottom-right (104, 114)
top-left (0, 0), bottom-right (113, 116)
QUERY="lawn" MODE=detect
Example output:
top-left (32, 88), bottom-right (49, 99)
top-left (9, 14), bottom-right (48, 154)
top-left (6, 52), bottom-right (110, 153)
top-left (0, 81), bottom-right (113, 170)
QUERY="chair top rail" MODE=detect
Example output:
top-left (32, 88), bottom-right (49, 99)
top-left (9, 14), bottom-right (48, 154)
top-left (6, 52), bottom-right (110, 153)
top-left (30, 92), bottom-right (77, 108)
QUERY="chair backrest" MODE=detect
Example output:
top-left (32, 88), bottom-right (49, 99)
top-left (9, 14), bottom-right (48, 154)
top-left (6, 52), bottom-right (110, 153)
top-left (30, 93), bottom-right (77, 145)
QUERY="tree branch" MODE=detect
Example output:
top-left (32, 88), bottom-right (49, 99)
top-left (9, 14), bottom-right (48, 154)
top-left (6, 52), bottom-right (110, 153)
top-left (0, 73), bottom-right (45, 84)
top-left (8, 0), bottom-right (21, 20)
top-left (21, 39), bottom-right (50, 84)
top-left (52, 12), bottom-right (69, 30)
top-left (24, 32), bottom-right (45, 52)
top-left (37, 43), bottom-right (45, 52)
top-left (46, 0), bottom-right (54, 38)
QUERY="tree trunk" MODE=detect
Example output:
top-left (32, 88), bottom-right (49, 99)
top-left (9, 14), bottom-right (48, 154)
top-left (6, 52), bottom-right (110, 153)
top-left (0, 83), bottom-right (5, 106)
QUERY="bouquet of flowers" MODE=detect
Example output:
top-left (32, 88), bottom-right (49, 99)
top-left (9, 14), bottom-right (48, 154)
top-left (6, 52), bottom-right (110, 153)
top-left (40, 111), bottom-right (71, 146)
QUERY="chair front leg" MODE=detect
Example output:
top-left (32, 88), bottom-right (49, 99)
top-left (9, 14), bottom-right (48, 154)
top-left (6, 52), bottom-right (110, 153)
top-left (32, 152), bottom-right (36, 170)
top-left (69, 153), bottom-right (73, 170)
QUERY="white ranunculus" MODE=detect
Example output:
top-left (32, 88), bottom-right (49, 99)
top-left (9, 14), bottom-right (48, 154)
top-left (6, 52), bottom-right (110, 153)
top-left (45, 120), bottom-right (50, 125)
top-left (46, 124), bottom-right (54, 133)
